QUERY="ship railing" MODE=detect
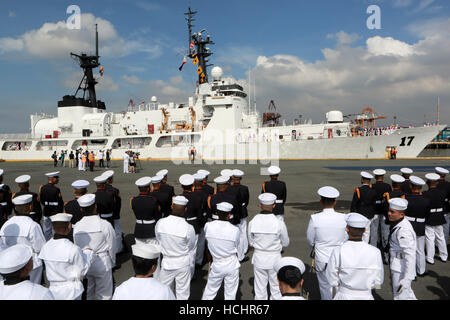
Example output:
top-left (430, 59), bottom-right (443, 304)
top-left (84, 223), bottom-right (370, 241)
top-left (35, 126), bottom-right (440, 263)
top-left (0, 134), bottom-right (32, 140)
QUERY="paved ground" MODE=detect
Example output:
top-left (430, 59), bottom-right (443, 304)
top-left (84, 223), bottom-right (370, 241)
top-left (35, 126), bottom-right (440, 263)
top-left (1, 158), bottom-right (449, 300)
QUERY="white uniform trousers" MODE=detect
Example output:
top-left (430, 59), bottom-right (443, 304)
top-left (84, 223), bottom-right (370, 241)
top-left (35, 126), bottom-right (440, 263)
top-left (316, 268), bottom-right (333, 300)
top-left (443, 214), bottom-right (450, 244)
top-left (333, 286), bottom-right (374, 300)
top-left (253, 266), bottom-right (282, 300)
top-left (416, 236), bottom-right (426, 275)
top-left (189, 235), bottom-right (199, 280)
top-left (369, 215), bottom-right (381, 247)
top-left (425, 225), bottom-right (448, 263)
top-left (380, 216), bottom-right (391, 261)
top-left (195, 228), bottom-right (206, 265)
top-left (202, 256), bottom-right (240, 300)
top-left (159, 265), bottom-right (191, 300)
top-left (135, 238), bottom-right (161, 280)
top-left (43, 216), bottom-right (54, 241)
top-left (86, 254), bottom-right (113, 300)
top-left (391, 271), bottom-right (416, 300)
top-left (113, 219), bottom-right (123, 254)
top-left (123, 162), bottom-right (129, 173)
top-left (237, 218), bottom-right (248, 261)
top-left (29, 266), bottom-right (43, 285)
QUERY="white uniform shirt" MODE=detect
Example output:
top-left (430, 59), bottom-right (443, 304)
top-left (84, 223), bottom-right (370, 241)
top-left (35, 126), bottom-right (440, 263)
top-left (97, 152), bottom-right (104, 160)
top-left (155, 215), bottom-right (196, 270)
top-left (0, 216), bottom-right (46, 271)
top-left (389, 218), bottom-right (417, 280)
top-left (112, 277), bottom-right (176, 300)
top-left (123, 153), bottom-right (129, 163)
top-left (306, 208), bottom-right (348, 268)
top-left (38, 237), bottom-right (94, 299)
top-left (0, 280), bottom-right (54, 300)
top-left (73, 215), bottom-right (116, 270)
top-left (204, 220), bottom-right (240, 263)
top-left (326, 240), bottom-right (384, 291)
top-left (248, 212), bottom-right (289, 269)
top-left (279, 295), bottom-right (306, 300)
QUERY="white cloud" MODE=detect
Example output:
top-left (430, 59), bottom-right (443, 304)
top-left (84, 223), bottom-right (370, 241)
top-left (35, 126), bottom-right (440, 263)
top-left (366, 36), bottom-right (419, 57)
top-left (122, 75), bottom-right (143, 85)
top-left (327, 31), bottom-right (361, 45)
top-left (0, 37), bottom-right (24, 54)
top-left (62, 71), bottom-right (119, 92)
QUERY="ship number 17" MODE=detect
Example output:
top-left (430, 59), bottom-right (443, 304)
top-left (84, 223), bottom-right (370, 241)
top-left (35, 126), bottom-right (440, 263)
top-left (400, 136), bottom-right (415, 147)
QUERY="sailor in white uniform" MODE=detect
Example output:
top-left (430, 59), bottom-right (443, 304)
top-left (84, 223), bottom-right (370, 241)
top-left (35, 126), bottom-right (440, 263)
top-left (112, 243), bottom-right (176, 300)
top-left (0, 194), bottom-right (45, 284)
top-left (73, 194), bottom-right (116, 300)
top-left (326, 213), bottom-right (384, 300)
top-left (248, 193), bottom-right (289, 300)
top-left (155, 196), bottom-right (196, 300)
top-left (306, 186), bottom-right (347, 300)
top-left (202, 202), bottom-right (240, 300)
top-left (0, 244), bottom-right (54, 300)
top-left (78, 152), bottom-right (83, 171)
top-left (274, 257), bottom-right (306, 300)
top-left (123, 152), bottom-right (129, 174)
top-left (387, 198), bottom-right (417, 300)
top-left (38, 213), bottom-right (94, 300)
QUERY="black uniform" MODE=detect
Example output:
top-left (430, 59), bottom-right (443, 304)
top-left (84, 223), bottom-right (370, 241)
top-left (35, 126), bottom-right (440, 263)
top-left (182, 190), bottom-right (204, 234)
top-left (0, 186), bottom-right (11, 228)
top-left (423, 187), bottom-right (447, 226)
top-left (350, 184), bottom-right (377, 220)
top-left (208, 191), bottom-right (240, 225)
top-left (401, 179), bottom-right (412, 194)
top-left (131, 192), bottom-right (161, 239)
top-left (160, 183), bottom-right (175, 199)
top-left (373, 181), bottom-right (392, 215)
top-left (149, 189), bottom-right (172, 217)
top-left (202, 184), bottom-right (214, 196)
top-left (405, 193), bottom-right (431, 236)
top-left (94, 189), bottom-right (116, 227)
top-left (105, 184), bottom-right (121, 222)
top-left (39, 184), bottom-right (64, 217)
top-left (261, 180), bottom-right (287, 216)
top-left (193, 187), bottom-right (209, 231)
top-left (228, 184), bottom-right (250, 220)
top-left (437, 179), bottom-right (450, 212)
top-left (12, 190), bottom-right (42, 224)
top-left (64, 199), bottom-right (84, 225)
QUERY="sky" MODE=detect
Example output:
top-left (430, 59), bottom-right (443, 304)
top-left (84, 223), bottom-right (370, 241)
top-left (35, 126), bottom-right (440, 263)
top-left (0, 0), bottom-right (449, 133)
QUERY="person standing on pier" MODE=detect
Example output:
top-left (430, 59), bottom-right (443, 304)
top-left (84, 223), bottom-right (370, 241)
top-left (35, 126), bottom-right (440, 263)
top-left (12, 175), bottom-right (42, 226)
top-left (400, 168), bottom-right (414, 194)
top-left (371, 169), bottom-right (392, 248)
top-left (39, 172), bottom-right (64, 241)
top-left (435, 167), bottom-right (450, 243)
top-left (261, 166), bottom-right (287, 222)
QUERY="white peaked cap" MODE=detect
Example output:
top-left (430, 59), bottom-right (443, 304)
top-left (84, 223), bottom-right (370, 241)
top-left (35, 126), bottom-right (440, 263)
top-left (317, 186), bottom-right (340, 199)
top-left (274, 257), bottom-right (305, 275)
top-left (132, 243), bottom-right (161, 260)
top-left (217, 202), bottom-right (233, 212)
top-left (173, 196), bottom-right (189, 206)
top-left (268, 166), bottom-right (281, 175)
top-left (103, 170), bottom-right (115, 179)
top-left (232, 169), bottom-right (244, 177)
top-left (93, 175), bottom-right (108, 184)
top-left (151, 175), bottom-right (164, 184)
top-left (15, 175), bottom-right (31, 184)
top-left (77, 194), bottom-right (96, 207)
top-left (410, 176), bottom-right (425, 186)
top-left (50, 213), bottom-right (72, 223)
top-left (390, 174), bottom-right (405, 184)
top-left (400, 168), bottom-right (413, 175)
top-left (361, 171), bottom-right (374, 179)
top-left (197, 169), bottom-right (210, 176)
top-left (12, 194), bottom-right (32, 205)
top-left (0, 244), bottom-right (33, 274)
top-left (135, 177), bottom-right (151, 187)
top-left (258, 193), bottom-right (277, 205)
top-left (425, 173), bottom-right (441, 182)
top-left (389, 198), bottom-right (408, 211)
top-left (71, 180), bottom-right (89, 189)
top-left (214, 176), bottom-right (229, 185)
top-left (0, 169), bottom-right (3, 176)
top-left (373, 169), bottom-right (386, 176)
top-left (346, 213), bottom-right (369, 228)
top-left (220, 169), bottom-right (233, 177)
top-left (179, 174), bottom-right (194, 186)
top-left (156, 169), bottom-right (168, 177)
top-left (45, 172), bottom-right (60, 177)
top-left (435, 167), bottom-right (449, 175)
top-left (193, 173), bottom-right (206, 181)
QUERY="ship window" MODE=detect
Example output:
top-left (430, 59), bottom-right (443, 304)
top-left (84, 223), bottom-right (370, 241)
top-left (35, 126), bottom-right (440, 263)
top-left (2, 141), bottom-right (33, 151)
top-left (156, 135), bottom-right (200, 148)
top-left (112, 138), bottom-right (151, 149)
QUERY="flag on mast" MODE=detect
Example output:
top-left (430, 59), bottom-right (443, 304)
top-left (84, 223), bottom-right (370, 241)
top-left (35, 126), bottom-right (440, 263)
top-left (179, 57), bottom-right (187, 71)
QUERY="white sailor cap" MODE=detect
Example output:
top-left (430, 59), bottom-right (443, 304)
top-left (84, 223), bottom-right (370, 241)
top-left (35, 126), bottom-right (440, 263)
top-left (12, 194), bottom-right (32, 205)
top-left (389, 198), bottom-right (408, 211)
top-left (0, 169), bottom-right (3, 176)
top-left (45, 171), bottom-right (60, 178)
top-left (232, 169), bottom-right (244, 177)
top-left (346, 213), bottom-right (369, 228)
top-left (132, 243), bottom-right (161, 260)
top-left (173, 196), bottom-right (189, 206)
top-left (151, 175), bottom-right (164, 184)
top-left (410, 175), bottom-right (425, 186)
top-left (373, 169), bottom-right (386, 176)
top-left (193, 173), bottom-right (206, 181)
top-left (103, 170), bottom-right (115, 179)
top-left (217, 202), bottom-right (233, 212)
top-left (220, 169), bottom-right (233, 178)
top-left (0, 244), bottom-right (33, 274)
top-left (93, 175), bottom-right (108, 184)
top-left (317, 186), bottom-right (340, 199)
top-left (77, 194), bottom-right (96, 207)
top-left (135, 177), bottom-right (152, 187)
top-left (50, 213), bottom-right (72, 223)
top-left (15, 175), bottom-right (31, 184)
top-left (360, 171), bottom-right (374, 180)
top-left (156, 169), bottom-right (168, 177)
top-left (179, 174), bottom-right (194, 186)
top-left (400, 168), bottom-right (413, 175)
top-left (425, 173), bottom-right (440, 182)
top-left (71, 180), bottom-right (89, 190)
top-left (435, 167), bottom-right (449, 175)
top-left (214, 176), bottom-right (229, 185)
top-left (197, 169), bottom-right (210, 177)
top-left (274, 257), bottom-right (305, 275)
top-left (390, 174), bottom-right (405, 184)
top-left (258, 193), bottom-right (277, 205)
top-left (268, 166), bottom-right (281, 175)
